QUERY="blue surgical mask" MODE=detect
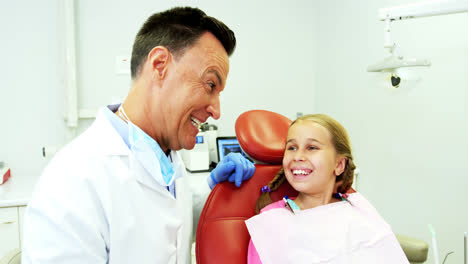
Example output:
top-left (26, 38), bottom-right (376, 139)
top-left (120, 106), bottom-right (175, 186)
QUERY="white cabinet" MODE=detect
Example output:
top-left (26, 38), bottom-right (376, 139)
top-left (18, 206), bottom-right (25, 248)
top-left (0, 175), bottom-right (36, 259)
top-left (0, 207), bottom-right (20, 258)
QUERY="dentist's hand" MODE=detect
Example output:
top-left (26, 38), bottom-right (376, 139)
top-left (208, 152), bottom-right (255, 189)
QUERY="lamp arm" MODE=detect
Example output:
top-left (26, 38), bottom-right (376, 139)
top-left (379, 0), bottom-right (468, 21)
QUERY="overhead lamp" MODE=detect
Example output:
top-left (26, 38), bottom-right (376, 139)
top-left (368, 0), bottom-right (468, 87)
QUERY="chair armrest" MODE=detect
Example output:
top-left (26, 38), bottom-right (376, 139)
top-left (396, 234), bottom-right (429, 263)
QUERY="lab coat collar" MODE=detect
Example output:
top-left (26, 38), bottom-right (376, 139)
top-left (91, 107), bottom-right (188, 196)
top-left (129, 151), bottom-right (186, 199)
top-left (129, 154), bottom-right (172, 198)
top-left (171, 151), bottom-right (187, 183)
top-left (88, 107), bottom-right (130, 156)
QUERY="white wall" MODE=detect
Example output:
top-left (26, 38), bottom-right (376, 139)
top-left (0, 1), bottom-right (64, 177)
top-left (75, 0), bottom-right (318, 136)
top-left (315, 0), bottom-right (468, 263)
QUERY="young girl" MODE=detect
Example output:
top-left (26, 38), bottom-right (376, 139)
top-left (245, 114), bottom-right (408, 264)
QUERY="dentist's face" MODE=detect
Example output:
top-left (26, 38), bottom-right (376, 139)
top-left (283, 121), bottom-right (342, 196)
top-left (156, 32), bottom-right (229, 152)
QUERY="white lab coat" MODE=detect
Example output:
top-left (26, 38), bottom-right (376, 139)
top-left (22, 109), bottom-right (193, 264)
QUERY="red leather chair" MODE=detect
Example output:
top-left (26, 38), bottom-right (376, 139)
top-left (195, 110), bottom-right (297, 264)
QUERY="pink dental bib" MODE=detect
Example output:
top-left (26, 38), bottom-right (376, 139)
top-left (245, 193), bottom-right (408, 264)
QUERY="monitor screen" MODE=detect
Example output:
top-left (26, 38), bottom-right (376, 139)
top-left (216, 136), bottom-right (250, 163)
top-left (195, 135), bottom-right (204, 144)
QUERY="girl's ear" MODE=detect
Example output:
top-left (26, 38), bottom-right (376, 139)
top-left (334, 157), bottom-right (347, 176)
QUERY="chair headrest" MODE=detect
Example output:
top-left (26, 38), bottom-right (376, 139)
top-left (235, 110), bottom-right (292, 165)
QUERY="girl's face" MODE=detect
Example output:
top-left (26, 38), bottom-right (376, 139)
top-left (283, 120), bottom-right (345, 196)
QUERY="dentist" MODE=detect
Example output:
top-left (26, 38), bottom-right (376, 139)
top-left (22, 7), bottom-right (254, 264)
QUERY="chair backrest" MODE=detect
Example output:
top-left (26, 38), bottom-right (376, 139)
top-left (195, 110), bottom-right (297, 264)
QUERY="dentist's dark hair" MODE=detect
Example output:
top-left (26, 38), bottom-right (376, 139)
top-left (255, 114), bottom-right (356, 214)
top-left (131, 6), bottom-right (236, 79)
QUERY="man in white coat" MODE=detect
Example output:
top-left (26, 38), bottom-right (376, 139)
top-left (22, 7), bottom-right (254, 264)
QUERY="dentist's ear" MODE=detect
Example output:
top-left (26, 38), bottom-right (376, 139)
top-left (334, 157), bottom-right (347, 176)
top-left (147, 46), bottom-right (170, 79)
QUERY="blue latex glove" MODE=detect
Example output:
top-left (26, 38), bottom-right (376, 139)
top-left (208, 152), bottom-right (255, 189)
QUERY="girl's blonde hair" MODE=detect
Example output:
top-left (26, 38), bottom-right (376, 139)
top-left (255, 114), bottom-right (356, 214)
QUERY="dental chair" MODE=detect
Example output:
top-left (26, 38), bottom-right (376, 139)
top-left (196, 109), bottom-right (294, 264)
top-left (195, 110), bottom-right (428, 264)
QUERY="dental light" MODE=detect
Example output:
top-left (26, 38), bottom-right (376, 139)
top-left (368, 0), bottom-right (468, 87)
